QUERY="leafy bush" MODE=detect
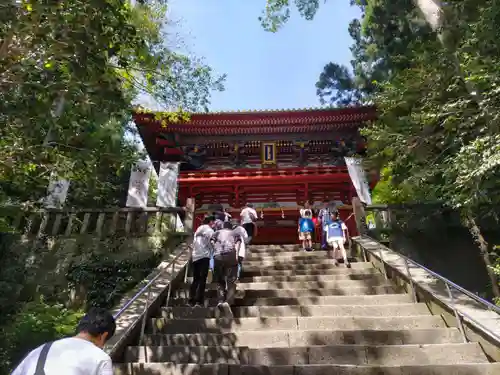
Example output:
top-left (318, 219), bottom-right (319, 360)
top-left (66, 251), bottom-right (162, 309)
top-left (0, 299), bottom-right (83, 375)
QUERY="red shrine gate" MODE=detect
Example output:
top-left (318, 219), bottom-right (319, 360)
top-left (133, 106), bottom-right (378, 244)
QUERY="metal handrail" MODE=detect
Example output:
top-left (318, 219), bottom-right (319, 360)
top-left (113, 244), bottom-right (191, 319)
top-left (364, 236), bottom-right (500, 314)
top-left (359, 235), bottom-right (500, 343)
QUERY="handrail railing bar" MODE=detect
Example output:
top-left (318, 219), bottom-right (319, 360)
top-left (445, 282), bottom-right (468, 343)
top-left (403, 257), bottom-right (417, 303)
top-left (459, 309), bottom-right (500, 343)
top-left (139, 285), bottom-right (152, 350)
top-left (363, 235), bottom-right (500, 314)
top-left (360, 236), bottom-right (500, 344)
top-left (113, 245), bottom-right (191, 319)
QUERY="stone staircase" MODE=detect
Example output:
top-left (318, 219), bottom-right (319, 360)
top-left (115, 244), bottom-right (500, 374)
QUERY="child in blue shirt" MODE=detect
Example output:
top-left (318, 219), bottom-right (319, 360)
top-left (298, 209), bottom-right (314, 251)
top-left (324, 210), bottom-right (350, 268)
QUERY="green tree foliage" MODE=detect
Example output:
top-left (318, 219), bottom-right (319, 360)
top-left (0, 1), bottom-right (225, 371)
top-left (261, 0), bottom-right (500, 297)
top-left (0, 0), bottom-right (224, 207)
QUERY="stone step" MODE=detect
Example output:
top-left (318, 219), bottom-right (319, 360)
top-left (159, 303), bottom-right (430, 319)
top-left (114, 363), bottom-right (500, 375)
top-left (173, 285), bottom-right (396, 299)
top-left (182, 278), bottom-right (388, 291)
top-left (168, 293), bottom-right (412, 307)
top-left (143, 328), bottom-right (464, 347)
top-left (243, 262), bottom-right (371, 271)
top-left (124, 343), bottom-right (486, 365)
top-left (248, 245), bottom-right (303, 253)
top-left (243, 265), bottom-right (374, 277)
top-left (246, 250), bottom-right (331, 260)
top-left (150, 316), bottom-right (445, 334)
top-left (239, 272), bottom-right (380, 283)
top-left (243, 257), bottom-right (354, 266)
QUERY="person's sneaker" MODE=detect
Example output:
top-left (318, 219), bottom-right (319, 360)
top-left (194, 303), bottom-right (203, 308)
top-left (333, 260), bottom-right (339, 267)
top-left (346, 262), bottom-right (352, 269)
top-left (217, 301), bottom-right (224, 308)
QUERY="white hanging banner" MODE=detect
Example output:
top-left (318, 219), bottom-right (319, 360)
top-left (45, 176), bottom-right (70, 209)
top-left (126, 161), bottom-right (151, 208)
top-left (176, 217), bottom-right (185, 232)
top-left (344, 157), bottom-right (372, 205)
top-left (156, 162), bottom-right (179, 207)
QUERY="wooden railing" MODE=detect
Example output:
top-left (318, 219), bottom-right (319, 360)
top-left (0, 201), bottom-right (195, 238)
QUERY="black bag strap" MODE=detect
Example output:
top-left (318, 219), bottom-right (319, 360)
top-left (34, 342), bottom-right (53, 375)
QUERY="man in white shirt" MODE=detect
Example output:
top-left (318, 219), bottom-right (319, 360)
top-left (211, 221), bottom-right (242, 307)
top-left (239, 203), bottom-right (257, 243)
top-left (232, 223), bottom-right (250, 280)
top-left (189, 215), bottom-right (216, 307)
top-left (11, 308), bottom-right (116, 375)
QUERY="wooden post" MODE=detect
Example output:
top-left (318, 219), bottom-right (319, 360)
top-left (125, 212), bottom-right (134, 234)
top-left (52, 214), bottom-right (63, 235)
top-left (65, 214), bottom-right (74, 236)
top-left (352, 197), bottom-right (368, 236)
top-left (80, 213), bottom-right (91, 234)
top-left (37, 213), bottom-right (49, 238)
top-left (95, 213), bottom-right (106, 237)
top-left (109, 212), bottom-right (119, 235)
top-left (154, 211), bottom-right (163, 234)
top-left (184, 198), bottom-right (195, 234)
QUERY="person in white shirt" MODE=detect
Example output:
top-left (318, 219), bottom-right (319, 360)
top-left (232, 223), bottom-right (250, 280)
top-left (299, 201), bottom-right (311, 218)
top-left (189, 215), bottom-right (216, 307)
top-left (210, 221), bottom-right (242, 307)
top-left (239, 203), bottom-right (258, 242)
top-left (223, 208), bottom-right (232, 222)
top-left (323, 210), bottom-right (351, 268)
top-left (11, 308), bottom-right (116, 375)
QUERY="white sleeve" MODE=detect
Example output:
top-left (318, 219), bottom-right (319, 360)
top-left (194, 226), bottom-right (203, 237)
top-left (204, 227), bottom-right (214, 238)
top-left (341, 223), bottom-right (347, 230)
top-left (238, 241), bottom-right (246, 258)
top-left (97, 358), bottom-right (113, 375)
top-left (10, 361), bottom-right (24, 375)
top-left (237, 227), bottom-right (249, 242)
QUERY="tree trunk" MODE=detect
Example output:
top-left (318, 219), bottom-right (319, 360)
top-left (0, 32), bottom-right (13, 60)
top-left (463, 211), bottom-right (500, 298)
top-left (412, 0), bottom-right (483, 106)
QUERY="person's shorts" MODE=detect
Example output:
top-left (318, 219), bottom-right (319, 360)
top-left (328, 238), bottom-right (345, 249)
top-left (299, 231), bottom-right (312, 241)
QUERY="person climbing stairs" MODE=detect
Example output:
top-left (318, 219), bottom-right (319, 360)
top-left (114, 244), bottom-right (500, 374)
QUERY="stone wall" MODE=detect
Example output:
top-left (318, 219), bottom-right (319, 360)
top-left (0, 206), bottom-right (190, 313)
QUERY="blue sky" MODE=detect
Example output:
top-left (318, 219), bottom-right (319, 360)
top-left (168, 0), bottom-right (361, 111)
